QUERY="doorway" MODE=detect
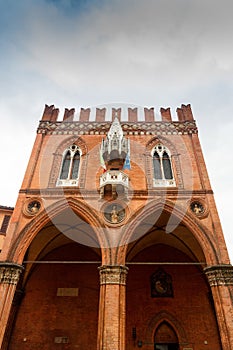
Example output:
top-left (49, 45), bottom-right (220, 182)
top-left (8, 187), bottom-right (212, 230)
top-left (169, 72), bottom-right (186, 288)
top-left (154, 321), bottom-right (179, 350)
top-left (154, 344), bottom-right (179, 350)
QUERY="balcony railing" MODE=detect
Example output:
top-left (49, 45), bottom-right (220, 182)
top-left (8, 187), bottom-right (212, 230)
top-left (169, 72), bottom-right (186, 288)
top-left (100, 170), bottom-right (129, 188)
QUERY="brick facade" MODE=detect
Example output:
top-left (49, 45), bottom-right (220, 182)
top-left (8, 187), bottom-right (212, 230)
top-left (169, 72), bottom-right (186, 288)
top-left (0, 104), bottom-right (232, 350)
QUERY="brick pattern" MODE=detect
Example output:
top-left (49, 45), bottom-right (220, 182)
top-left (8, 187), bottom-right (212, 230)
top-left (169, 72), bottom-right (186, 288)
top-left (1, 103), bottom-right (233, 350)
top-left (37, 120), bottom-right (198, 136)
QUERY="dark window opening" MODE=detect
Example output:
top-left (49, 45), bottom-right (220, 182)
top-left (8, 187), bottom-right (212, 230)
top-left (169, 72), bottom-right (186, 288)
top-left (162, 152), bottom-right (173, 179)
top-left (153, 151), bottom-right (162, 179)
top-left (0, 215), bottom-right (11, 233)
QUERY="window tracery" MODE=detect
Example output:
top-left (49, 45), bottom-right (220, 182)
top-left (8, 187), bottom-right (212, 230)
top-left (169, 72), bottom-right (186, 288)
top-left (57, 144), bottom-right (81, 186)
top-left (152, 145), bottom-right (175, 187)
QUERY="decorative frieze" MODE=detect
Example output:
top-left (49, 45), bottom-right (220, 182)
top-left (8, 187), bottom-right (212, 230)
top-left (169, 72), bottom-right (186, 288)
top-left (99, 265), bottom-right (129, 285)
top-left (37, 120), bottom-right (197, 136)
top-left (204, 265), bottom-right (233, 286)
top-left (0, 263), bottom-right (24, 285)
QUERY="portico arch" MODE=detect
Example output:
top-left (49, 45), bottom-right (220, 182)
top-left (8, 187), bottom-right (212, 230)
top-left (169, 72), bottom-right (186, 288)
top-left (5, 198), bottom-right (105, 350)
top-left (118, 199), bottom-right (223, 266)
top-left (124, 200), bottom-right (222, 350)
top-left (7, 198), bottom-right (109, 264)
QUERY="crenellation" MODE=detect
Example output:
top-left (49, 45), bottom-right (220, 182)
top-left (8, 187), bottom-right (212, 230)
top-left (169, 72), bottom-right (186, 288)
top-left (96, 107), bottom-right (106, 122)
top-left (176, 107), bottom-right (185, 121)
top-left (79, 107), bottom-right (90, 121)
top-left (176, 104), bottom-right (194, 122)
top-left (181, 103), bottom-right (194, 121)
top-left (112, 108), bottom-right (121, 121)
top-left (50, 107), bottom-right (59, 122)
top-left (63, 108), bottom-right (75, 121)
top-left (144, 107), bottom-right (154, 122)
top-left (1, 101), bottom-right (233, 350)
top-left (40, 104), bottom-right (195, 123)
top-left (160, 107), bottom-right (172, 121)
top-left (41, 104), bottom-right (57, 121)
top-left (128, 107), bottom-right (137, 122)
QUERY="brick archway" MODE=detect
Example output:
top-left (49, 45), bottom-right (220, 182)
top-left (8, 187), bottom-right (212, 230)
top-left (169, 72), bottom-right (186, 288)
top-left (146, 311), bottom-right (187, 346)
top-left (8, 198), bottom-right (108, 264)
top-left (119, 199), bottom-right (220, 266)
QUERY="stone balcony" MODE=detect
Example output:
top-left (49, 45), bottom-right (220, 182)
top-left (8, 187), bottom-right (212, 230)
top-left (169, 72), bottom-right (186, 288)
top-left (99, 170), bottom-right (129, 199)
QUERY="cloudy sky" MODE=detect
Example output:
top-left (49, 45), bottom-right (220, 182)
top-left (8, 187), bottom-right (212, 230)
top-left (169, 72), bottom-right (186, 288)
top-left (0, 0), bottom-right (233, 260)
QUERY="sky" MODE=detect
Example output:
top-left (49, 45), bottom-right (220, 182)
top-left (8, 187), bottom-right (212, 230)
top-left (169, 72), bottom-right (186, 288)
top-left (0, 0), bottom-right (233, 261)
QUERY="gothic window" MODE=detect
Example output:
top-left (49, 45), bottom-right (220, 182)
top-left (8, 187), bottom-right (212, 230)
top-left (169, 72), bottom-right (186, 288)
top-left (57, 145), bottom-right (81, 187)
top-left (152, 145), bottom-right (175, 187)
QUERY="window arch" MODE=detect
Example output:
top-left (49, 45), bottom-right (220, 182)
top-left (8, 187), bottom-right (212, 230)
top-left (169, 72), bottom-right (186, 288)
top-left (152, 145), bottom-right (175, 187)
top-left (57, 144), bottom-right (81, 186)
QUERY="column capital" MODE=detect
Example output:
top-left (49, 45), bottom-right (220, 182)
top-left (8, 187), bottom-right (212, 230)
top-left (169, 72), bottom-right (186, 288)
top-left (204, 265), bottom-right (233, 287)
top-left (0, 262), bottom-right (24, 285)
top-left (99, 265), bottom-right (129, 285)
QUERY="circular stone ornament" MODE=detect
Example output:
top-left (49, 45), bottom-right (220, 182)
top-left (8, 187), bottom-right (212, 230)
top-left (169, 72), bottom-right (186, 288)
top-left (24, 199), bottom-right (41, 217)
top-left (103, 202), bottom-right (126, 225)
top-left (190, 200), bottom-right (205, 216)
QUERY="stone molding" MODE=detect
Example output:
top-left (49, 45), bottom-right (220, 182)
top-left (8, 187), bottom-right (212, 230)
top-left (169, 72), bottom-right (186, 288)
top-left (99, 265), bottom-right (129, 285)
top-left (37, 120), bottom-right (197, 136)
top-left (204, 265), bottom-right (233, 286)
top-left (0, 263), bottom-right (24, 285)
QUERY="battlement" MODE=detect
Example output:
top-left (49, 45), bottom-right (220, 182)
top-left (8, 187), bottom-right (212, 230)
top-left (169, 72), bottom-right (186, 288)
top-left (41, 104), bottom-right (194, 123)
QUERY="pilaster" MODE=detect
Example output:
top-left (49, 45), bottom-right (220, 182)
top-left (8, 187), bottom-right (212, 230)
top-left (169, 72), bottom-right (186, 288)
top-left (99, 265), bottom-right (128, 285)
top-left (0, 263), bottom-right (24, 347)
top-left (0, 263), bottom-right (23, 285)
top-left (97, 265), bottom-right (128, 350)
top-left (204, 265), bottom-right (233, 350)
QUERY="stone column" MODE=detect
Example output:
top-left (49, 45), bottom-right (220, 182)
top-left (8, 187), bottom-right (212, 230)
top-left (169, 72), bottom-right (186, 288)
top-left (0, 263), bottom-right (23, 347)
top-left (204, 265), bottom-right (233, 350)
top-left (97, 265), bottom-right (128, 350)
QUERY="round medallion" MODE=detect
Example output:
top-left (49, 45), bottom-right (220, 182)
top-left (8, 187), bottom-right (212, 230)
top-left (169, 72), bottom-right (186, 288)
top-left (190, 201), bottom-right (204, 215)
top-left (27, 200), bottom-right (41, 214)
top-left (103, 203), bottom-right (125, 224)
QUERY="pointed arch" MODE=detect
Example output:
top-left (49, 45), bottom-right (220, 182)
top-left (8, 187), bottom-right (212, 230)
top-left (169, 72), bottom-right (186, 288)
top-left (145, 311), bottom-right (187, 346)
top-left (117, 199), bottom-right (220, 266)
top-left (57, 144), bottom-right (81, 185)
top-left (146, 136), bottom-right (184, 189)
top-left (154, 321), bottom-right (178, 344)
top-left (151, 144), bottom-right (175, 186)
top-left (48, 135), bottom-right (88, 188)
top-left (7, 198), bottom-right (109, 264)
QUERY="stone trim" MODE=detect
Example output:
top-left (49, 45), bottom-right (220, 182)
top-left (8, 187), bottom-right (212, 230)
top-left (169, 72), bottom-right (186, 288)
top-left (19, 188), bottom-right (213, 196)
top-left (204, 265), bottom-right (233, 286)
top-left (145, 136), bottom-right (184, 189)
top-left (37, 120), bottom-right (198, 136)
top-left (0, 263), bottom-right (24, 285)
top-left (99, 265), bottom-right (129, 285)
top-left (48, 136), bottom-right (88, 188)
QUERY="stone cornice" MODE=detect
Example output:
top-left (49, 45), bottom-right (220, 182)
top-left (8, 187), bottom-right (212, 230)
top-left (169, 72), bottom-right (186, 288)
top-left (0, 262), bottom-right (24, 285)
top-left (99, 265), bottom-right (129, 285)
top-left (204, 265), bottom-right (233, 286)
top-left (37, 120), bottom-right (198, 136)
top-left (19, 188), bottom-right (213, 197)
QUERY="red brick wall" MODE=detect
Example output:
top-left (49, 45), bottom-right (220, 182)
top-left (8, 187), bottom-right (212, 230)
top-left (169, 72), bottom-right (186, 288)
top-left (126, 245), bottom-right (221, 350)
top-left (9, 244), bottom-right (100, 350)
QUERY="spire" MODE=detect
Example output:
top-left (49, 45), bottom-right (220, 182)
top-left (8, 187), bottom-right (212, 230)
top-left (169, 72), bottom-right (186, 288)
top-left (107, 115), bottom-right (123, 143)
